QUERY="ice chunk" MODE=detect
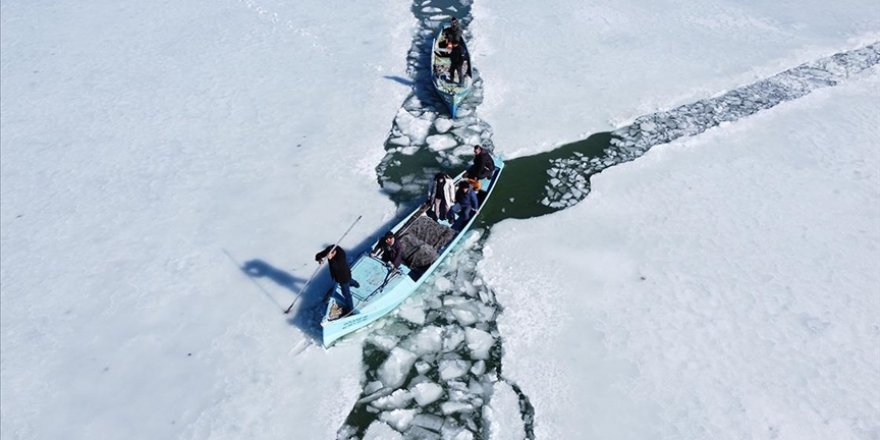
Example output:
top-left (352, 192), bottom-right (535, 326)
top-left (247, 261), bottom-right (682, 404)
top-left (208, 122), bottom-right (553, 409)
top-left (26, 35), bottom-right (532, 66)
top-left (368, 333), bottom-right (400, 352)
top-left (441, 401), bottom-right (474, 415)
top-left (443, 326), bottom-right (465, 352)
top-left (363, 421), bottom-right (403, 440)
top-left (464, 328), bottom-right (494, 360)
top-left (410, 381), bottom-right (444, 406)
top-left (426, 134), bottom-right (458, 152)
top-left (415, 361), bottom-right (432, 375)
top-left (407, 426), bottom-right (442, 439)
top-left (412, 413), bottom-right (445, 432)
top-left (434, 276), bottom-right (454, 292)
top-left (380, 408), bottom-right (417, 431)
top-left (389, 136), bottom-right (410, 146)
top-left (404, 326), bottom-right (443, 355)
top-left (395, 108), bottom-right (432, 144)
top-left (469, 360), bottom-right (486, 376)
top-left (434, 117), bottom-right (453, 133)
top-left (397, 300), bottom-right (426, 325)
top-left (364, 381), bottom-right (384, 395)
top-left (439, 359), bottom-right (471, 380)
top-left (378, 347), bottom-right (418, 389)
top-left (452, 145), bottom-right (475, 157)
top-left (371, 389), bottom-right (413, 410)
top-left (400, 146), bottom-right (419, 156)
top-left (450, 307), bottom-right (477, 326)
top-left (482, 381), bottom-right (525, 440)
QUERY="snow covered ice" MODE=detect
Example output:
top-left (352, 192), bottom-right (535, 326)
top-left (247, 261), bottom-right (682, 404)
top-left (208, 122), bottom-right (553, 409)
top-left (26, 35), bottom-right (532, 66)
top-left (2, 0), bottom-right (879, 439)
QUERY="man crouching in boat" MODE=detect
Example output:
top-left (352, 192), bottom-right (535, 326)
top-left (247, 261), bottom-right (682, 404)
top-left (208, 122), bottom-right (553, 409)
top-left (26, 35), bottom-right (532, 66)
top-left (315, 245), bottom-right (359, 320)
top-left (372, 231), bottom-right (403, 271)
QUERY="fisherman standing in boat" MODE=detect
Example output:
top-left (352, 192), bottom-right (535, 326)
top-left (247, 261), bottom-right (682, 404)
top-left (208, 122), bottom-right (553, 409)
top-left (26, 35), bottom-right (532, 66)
top-left (442, 36), bottom-right (465, 85)
top-left (446, 17), bottom-right (462, 44)
top-left (427, 172), bottom-right (455, 222)
top-left (466, 145), bottom-right (495, 180)
top-left (372, 231), bottom-right (403, 270)
top-left (315, 245), bottom-right (359, 319)
top-left (446, 18), bottom-right (471, 79)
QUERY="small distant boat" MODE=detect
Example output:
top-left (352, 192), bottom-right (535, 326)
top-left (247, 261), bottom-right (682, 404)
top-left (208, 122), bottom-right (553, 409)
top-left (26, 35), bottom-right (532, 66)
top-left (431, 22), bottom-right (473, 118)
top-left (321, 158), bottom-right (504, 346)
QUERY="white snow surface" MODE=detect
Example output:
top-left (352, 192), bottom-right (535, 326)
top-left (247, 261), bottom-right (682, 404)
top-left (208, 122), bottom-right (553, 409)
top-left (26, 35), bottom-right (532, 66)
top-left (481, 74), bottom-right (880, 439)
top-left (472, 0), bottom-right (880, 158)
top-left (0, 1), bottom-right (410, 439)
top-left (3, 0), bottom-right (879, 439)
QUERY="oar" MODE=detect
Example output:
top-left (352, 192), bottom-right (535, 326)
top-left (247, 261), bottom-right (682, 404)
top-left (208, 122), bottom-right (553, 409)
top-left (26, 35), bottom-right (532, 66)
top-left (283, 215), bottom-right (363, 314)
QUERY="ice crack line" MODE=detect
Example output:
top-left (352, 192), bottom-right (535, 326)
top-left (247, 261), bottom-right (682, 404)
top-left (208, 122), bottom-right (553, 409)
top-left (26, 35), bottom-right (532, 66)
top-left (540, 43), bottom-right (880, 211)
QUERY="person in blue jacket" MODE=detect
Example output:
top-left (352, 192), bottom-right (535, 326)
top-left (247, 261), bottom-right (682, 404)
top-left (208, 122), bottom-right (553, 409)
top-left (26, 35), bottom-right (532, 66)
top-left (450, 181), bottom-right (479, 230)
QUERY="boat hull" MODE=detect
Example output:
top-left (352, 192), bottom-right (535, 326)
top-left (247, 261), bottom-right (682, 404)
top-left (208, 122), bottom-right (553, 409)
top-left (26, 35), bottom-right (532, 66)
top-left (431, 23), bottom-right (473, 118)
top-left (322, 158), bottom-right (504, 346)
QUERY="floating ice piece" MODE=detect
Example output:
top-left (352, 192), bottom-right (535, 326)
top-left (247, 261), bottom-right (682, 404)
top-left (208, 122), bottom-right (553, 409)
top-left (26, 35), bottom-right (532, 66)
top-left (412, 413), bottom-right (445, 432)
top-left (372, 389), bottom-right (414, 410)
top-left (400, 146), bottom-right (419, 156)
top-left (358, 386), bottom-right (393, 405)
top-left (439, 359), bottom-right (471, 380)
top-left (397, 300), bottom-right (426, 325)
top-left (410, 381), bottom-right (444, 406)
top-left (415, 361), bottom-right (431, 375)
top-left (369, 333), bottom-right (400, 352)
top-left (470, 360), bottom-right (486, 376)
top-left (395, 108), bottom-right (432, 145)
top-left (407, 426), bottom-right (442, 439)
top-left (380, 408), bottom-right (417, 431)
top-left (364, 381), bottom-right (384, 395)
top-left (450, 307), bottom-right (477, 326)
top-left (404, 326), bottom-right (443, 355)
top-left (465, 328), bottom-right (495, 360)
top-left (426, 134), bottom-right (458, 152)
top-left (434, 276), bottom-right (454, 292)
top-left (379, 347), bottom-right (418, 389)
top-left (443, 326), bottom-right (465, 352)
top-left (440, 401), bottom-right (474, 415)
top-left (389, 136), bottom-right (410, 146)
top-left (434, 117), bottom-right (453, 133)
top-left (482, 381), bottom-right (525, 440)
top-left (452, 145), bottom-right (475, 157)
top-left (363, 420), bottom-right (403, 440)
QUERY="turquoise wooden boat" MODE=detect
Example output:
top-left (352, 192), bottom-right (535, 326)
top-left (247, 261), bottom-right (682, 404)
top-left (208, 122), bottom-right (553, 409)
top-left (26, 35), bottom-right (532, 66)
top-left (431, 22), bottom-right (473, 118)
top-left (321, 158), bottom-right (504, 346)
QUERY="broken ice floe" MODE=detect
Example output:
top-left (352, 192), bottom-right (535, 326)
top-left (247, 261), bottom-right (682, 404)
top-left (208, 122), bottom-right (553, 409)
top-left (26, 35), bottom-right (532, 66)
top-left (426, 133), bottom-right (458, 151)
top-left (410, 381), bottom-right (444, 406)
top-left (378, 347), bottom-right (418, 389)
top-left (538, 43), bottom-right (880, 211)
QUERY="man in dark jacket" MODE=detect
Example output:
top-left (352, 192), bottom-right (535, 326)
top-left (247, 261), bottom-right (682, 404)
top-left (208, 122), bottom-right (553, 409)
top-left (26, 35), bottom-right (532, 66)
top-left (372, 231), bottom-right (404, 269)
top-left (447, 17), bottom-right (462, 44)
top-left (448, 37), bottom-right (465, 85)
top-left (466, 145), bottom-right (495, 179)
top-left (315, 245), bottom-right (359, 318)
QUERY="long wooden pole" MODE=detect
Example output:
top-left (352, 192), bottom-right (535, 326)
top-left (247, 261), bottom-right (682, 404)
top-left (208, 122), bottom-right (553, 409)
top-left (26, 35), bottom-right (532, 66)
top-left (283, 215), bottom-right (362, 314)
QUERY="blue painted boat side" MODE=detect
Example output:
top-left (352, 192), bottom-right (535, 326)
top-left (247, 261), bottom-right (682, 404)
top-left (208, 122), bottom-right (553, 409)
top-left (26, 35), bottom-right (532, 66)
top-left (321, 158), bottom-right (505, 346)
